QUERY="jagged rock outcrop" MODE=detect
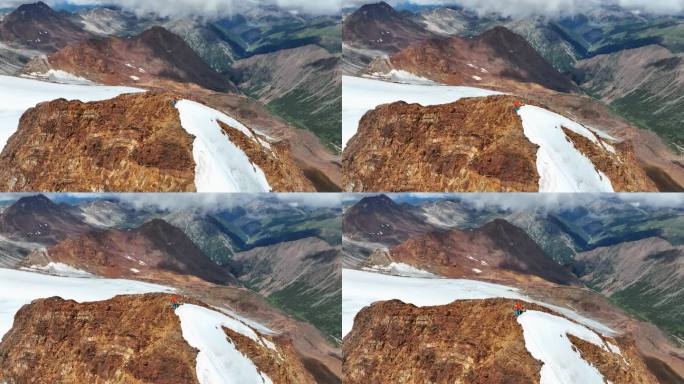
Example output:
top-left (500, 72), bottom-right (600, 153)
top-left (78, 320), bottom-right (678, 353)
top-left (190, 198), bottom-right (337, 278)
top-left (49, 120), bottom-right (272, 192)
top-left (344, 298), bottom-right (658, 384)
top-left (0, 294), bottom-right (198, 384)
top-left (343, 95), bottom-right (656, 192)
top-left (23, 26), bottom-right (236, 92)
top-left (0, 91), bottom-right (315, 192)
top-left (0, 293), bottom-right (316, 383)
top-left (23, 219), bottom-right (234, 285)
top-left (0, 92), bottom-right (196, 192)
top-left (0, 1), bottom-right (92, 51)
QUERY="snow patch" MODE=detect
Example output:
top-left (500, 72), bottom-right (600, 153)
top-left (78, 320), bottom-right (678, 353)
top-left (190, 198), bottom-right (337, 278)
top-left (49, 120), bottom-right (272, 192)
top-left (130, 75), bottom-right (140, 81)
top-left (367, 69), bottom-right (436, 85)
top-left (472, 76), bottom-right (482, 81)
top-left (342, 76), bottom-right (501, 149)
top-left (22, 262), bottom-right (93, 278)
top-left (175, 99), bottom-right (272, 193)
top-left (0, 75), bottom-right (142, 151)
top-left (175, 304), bottom-right (275, 384)
top-left (472, 268), bottom-right (482, 274)
top-left (517, 105), bottom-right (614, 192)
top-left (363, 262), bottom-right (436, 278)
top-left (22, 70), bottom-right (93, 85)
top-left (130, 268), bottom-right (140, 274)
top-left (518, 310), bottom-right (618, 384)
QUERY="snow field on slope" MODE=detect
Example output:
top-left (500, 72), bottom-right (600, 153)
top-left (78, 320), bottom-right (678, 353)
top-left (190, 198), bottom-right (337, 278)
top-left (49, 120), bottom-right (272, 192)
top-left (0, 75), bottom-right (142, 151)
top-left (342, 268), bottom-right (521, 337)
top-left (343, 268), bottom-right (615, 338)
top-left (342, 75), bottom-right (501, 149)
top-left (517, 105), bottom-right (615, 192)
top-left (21, 262), bottom-right (94, 278)
top-left (23, 69), bottom-right (94, 85)
top-left (344, 269), bottom-right (621, 383)
top-left (0, 268), bottom-right (172, 340)
top-left (175, 304), bottom-right (276, 384)
top-left (517, 310), bottom-right (619, 384)
top-left (175, 100), bottom-right (272, 193)
top-left (366, 70), bottom-right (437, 85)
top-left (362, 262), bottom-right (437, 278)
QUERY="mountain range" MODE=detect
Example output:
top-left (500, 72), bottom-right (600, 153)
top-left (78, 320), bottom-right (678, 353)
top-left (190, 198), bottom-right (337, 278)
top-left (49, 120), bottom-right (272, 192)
top-left (0, 193), bottom-right (342, 383)
top-left (0, 1), bottom-right (342, 192)
top-left (342, 1), bottom-right (684, 192)
top-left (343, 193), bottom-right (684, 383)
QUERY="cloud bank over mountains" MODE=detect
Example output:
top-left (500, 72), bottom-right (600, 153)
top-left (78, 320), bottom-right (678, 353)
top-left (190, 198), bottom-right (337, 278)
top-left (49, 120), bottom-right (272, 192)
top-left (0, 0), bottom-right (342, 17)
top-left (344, 0), bottom-right (684, 17)
top-left (1, 0), bottom-right (680, 17)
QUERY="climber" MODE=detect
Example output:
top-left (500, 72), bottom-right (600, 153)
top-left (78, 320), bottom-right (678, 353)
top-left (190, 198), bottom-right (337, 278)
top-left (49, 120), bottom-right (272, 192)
top-left (170, 296), bottom-right (180, 310)
top-left (514, 302), bottom-right (524, 317)
top-left (513, 100), bottom-right (523, 113)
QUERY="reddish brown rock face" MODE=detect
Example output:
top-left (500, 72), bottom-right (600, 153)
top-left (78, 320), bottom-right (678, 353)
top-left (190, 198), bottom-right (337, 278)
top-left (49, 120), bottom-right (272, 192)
top-left (344, 299), bottom-right (544, 384)
top-left (343, 95), bottom-right (540, 192)
top-left (561, 128), bottom-right (657, 192)
top-left (0, 294), bottom-right (201, 384)
top-left (0, 91), bottom-right (196, 192)
top-left (343, 95), bottom-right (657, 192)
top-left (0, 91), bottom-right (315, 192)
top-left (0, 293), bottom-right (319, 384)
top-left (343, 298), bottom-right (659, 384)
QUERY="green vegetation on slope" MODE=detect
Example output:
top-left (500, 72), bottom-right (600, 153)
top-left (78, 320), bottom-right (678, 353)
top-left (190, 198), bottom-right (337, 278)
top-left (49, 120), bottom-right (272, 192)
top-left (610, 89), bottom-right (684, 153)
top-left (611, 280), bottom-right (684, 347)
top-left (268, 281), bottom-right (342, 345)
top-left (267, 88), bottom-right (342, 153)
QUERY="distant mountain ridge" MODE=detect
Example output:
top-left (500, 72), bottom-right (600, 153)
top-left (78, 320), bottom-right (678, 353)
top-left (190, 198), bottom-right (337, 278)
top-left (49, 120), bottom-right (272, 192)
top-left (0, 1), bottom-right (92, 51)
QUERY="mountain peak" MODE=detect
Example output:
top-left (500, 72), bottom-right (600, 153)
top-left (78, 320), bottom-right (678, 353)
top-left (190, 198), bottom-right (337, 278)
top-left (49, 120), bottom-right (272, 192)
top-left (0, 0), bottom-right (91, 50)
top-left (10, 194), bottom-right (57, 212)
top-left (359, 1), bottom-right (395, 13)
top-left (357, 194), bottom-right (396, 207)
top-left (138, 25), bottom-right (178, 42)
top-left (14, 1), bottom-right (54, 16)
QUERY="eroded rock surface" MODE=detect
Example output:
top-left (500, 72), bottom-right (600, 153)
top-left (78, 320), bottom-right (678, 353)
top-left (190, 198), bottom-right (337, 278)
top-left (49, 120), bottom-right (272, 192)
top-left (343, 95), bottom-right (655, 192)
top-left (343, 298), bottom-right (658, 384)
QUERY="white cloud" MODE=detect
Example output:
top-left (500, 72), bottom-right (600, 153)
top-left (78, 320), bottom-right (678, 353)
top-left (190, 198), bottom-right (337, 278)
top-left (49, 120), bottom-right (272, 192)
top-left (0, 0), bottom-right (342, 17)
top-left (343, 193), bottom-right (684, 212)
top-left (344, 0), bottom-right (684, 17)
